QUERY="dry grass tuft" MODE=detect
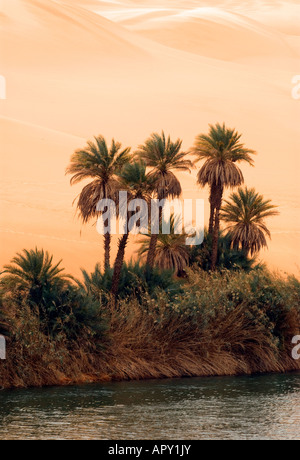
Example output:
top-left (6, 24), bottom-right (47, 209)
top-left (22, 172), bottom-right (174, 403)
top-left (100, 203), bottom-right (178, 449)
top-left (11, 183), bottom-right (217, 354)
top-left (0, 269), bottom-right (299, 389)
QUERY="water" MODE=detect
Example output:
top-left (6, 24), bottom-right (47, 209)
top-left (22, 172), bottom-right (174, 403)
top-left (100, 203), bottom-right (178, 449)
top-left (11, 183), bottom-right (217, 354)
top-left (0, 373), bottom-right (299, 440)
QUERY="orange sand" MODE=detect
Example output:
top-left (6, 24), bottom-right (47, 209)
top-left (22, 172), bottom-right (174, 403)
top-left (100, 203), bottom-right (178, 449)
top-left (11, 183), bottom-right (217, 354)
top-left (0, 0), bottom-right (299, 277)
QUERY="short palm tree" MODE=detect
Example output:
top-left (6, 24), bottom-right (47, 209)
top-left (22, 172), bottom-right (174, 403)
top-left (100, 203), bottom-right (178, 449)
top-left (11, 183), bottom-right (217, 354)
top-left (66, 136), bottom-right (131, 270)
top-left (111, 161), bottom-right (156, 298)
top-left (135, 131), bottom-right (192, 269)
top-left (191, 123), bottom-right (256, 270)
top-left (138, 215), bottom-right (190, 275)
top-left (220, 187), bottom-right (279, 256)
top-left (0, 248), bottom-right (70, 305)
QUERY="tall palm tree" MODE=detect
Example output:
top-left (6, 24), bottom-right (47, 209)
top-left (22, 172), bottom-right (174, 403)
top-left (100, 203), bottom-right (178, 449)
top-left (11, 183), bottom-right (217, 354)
top-left (138, 215), bottom-right (190, 275)
top-left (191, 123), bottom-right (256, 270)
top-left (135, 131), bottom-right (192, 270)
top-left (0, 248), bottom-right (70, 306)
top-left (111, 161), bottom-right (156, 298)
top-left (66, 136), bottom-right (131, 270)
top-left (220, 187), bottom-right (279, 256)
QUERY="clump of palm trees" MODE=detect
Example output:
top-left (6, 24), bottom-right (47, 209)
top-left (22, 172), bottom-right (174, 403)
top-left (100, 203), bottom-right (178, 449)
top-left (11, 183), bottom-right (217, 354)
top-left (66, 124), bottom-right (278, 298)
top-left (0, 248), bottom-right (103, 338)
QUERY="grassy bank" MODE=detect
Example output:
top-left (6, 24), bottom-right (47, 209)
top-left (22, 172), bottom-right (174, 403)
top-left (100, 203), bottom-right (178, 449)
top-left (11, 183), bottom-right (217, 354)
top-left (0, 267), bottom-right (299, 389)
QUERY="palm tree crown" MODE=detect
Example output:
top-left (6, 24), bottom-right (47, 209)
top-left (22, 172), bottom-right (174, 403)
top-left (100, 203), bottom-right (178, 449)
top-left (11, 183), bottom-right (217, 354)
top-left (66, 136), bottom-right (131, 222)
top-left (0, 248), bottom-right (71, 312)
top-left (1, 248), bottom-right (68, 292)
top-left (192, 123), bottom-right (256, 188)
top-left (118, 160), bottom-right (156, 202)
top-left (136, 131), bottom-right (192, 199)
top-left (220, 187), bottom-right (279, 255)
top-left (138, 215), bottom-right (190, 275)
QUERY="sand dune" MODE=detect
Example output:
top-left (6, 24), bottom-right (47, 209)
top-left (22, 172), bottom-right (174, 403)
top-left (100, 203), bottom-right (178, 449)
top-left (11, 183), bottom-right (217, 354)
top-left (92, 2), bottom-right (299, 66)
top-left (1, 0), bottom-right (149, 70)
top-left (121, 8), bottom-right (294, 62)
top-left (0, 0), bottom-right (299, 275)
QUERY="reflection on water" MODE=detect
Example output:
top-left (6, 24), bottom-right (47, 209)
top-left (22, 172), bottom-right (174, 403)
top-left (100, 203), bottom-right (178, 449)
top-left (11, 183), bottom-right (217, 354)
top-left (0, 373), bottom-right (299, 440)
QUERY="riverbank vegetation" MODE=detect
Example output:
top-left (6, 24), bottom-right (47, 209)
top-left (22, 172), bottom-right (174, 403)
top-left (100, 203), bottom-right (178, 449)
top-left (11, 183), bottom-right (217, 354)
top-left (0, 250), bottom-right (299, 389)
top-left (0, 124), bottom-right (299, 389)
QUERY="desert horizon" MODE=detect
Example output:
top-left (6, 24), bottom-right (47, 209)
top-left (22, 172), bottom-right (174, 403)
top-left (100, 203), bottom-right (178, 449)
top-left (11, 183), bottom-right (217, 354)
top-left (1, 0), bottom-right (300, 277)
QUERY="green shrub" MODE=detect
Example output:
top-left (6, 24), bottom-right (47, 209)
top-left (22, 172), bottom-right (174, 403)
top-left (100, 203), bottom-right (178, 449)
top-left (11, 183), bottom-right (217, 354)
top-left (79, 261), bottom-right (183, 303)
top-left (0, 248), bottom-right (106, 341)
top-left (171, 268), bottom-right (300, 350)
top-left (189, 232), bottom-right (259, 272)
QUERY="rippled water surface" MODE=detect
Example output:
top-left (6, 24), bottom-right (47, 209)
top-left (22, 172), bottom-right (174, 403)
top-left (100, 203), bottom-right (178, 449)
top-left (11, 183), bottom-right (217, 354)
top-left (0, 373), bottom-right (299, 440)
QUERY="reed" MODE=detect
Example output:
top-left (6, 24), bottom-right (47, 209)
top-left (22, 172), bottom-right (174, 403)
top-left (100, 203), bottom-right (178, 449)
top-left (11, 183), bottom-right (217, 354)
top-left (0, 268), bottom-right (299, 389)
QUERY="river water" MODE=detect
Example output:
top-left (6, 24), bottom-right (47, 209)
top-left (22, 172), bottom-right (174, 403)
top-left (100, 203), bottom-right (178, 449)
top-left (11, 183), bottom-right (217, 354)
top-left (0, 373), bottom-right (299, 440)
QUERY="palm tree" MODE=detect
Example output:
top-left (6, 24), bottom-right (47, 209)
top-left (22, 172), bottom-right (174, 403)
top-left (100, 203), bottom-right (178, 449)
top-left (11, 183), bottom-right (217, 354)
top-left (191, 123), bottom-right (256, 270)
top-left (79, 263), bottom-right (111, 302)
top-left (135, 131), bottom-right (192, 269)
top-left (111, 161), bottom-right (156, 298)
top-left (66, 135), bottom-right (131, 270)
top-left (0, 249), bottom-right (104, 338)
top-left (220, 187), bottom-right (279, 256)
top-left (0, 248), bottom-right (70, 306)
top-left (138, 215), bottom-right (190, 275)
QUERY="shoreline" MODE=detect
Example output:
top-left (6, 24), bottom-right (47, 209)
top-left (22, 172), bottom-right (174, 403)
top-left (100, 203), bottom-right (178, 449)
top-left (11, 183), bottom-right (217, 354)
top-left (1, 268), bottom-right (299, 391)
top-left (1, 345), bottom-right (299, 391)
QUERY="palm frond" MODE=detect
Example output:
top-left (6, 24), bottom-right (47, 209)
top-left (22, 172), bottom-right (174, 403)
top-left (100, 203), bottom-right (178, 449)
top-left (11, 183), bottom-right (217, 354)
top-left (138, 215), bottom-right (190, 274)
top-left (220, 187), bottom-right (279, 255)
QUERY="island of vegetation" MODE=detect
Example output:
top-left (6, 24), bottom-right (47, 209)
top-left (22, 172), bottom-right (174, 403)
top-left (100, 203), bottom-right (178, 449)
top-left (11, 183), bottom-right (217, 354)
top-left (0, 124), bottom-right (299, 389)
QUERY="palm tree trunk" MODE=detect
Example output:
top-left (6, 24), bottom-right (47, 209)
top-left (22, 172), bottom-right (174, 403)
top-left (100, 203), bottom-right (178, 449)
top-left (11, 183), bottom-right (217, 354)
top-left (208, 206), bottom-right (215, 235)
top-left (146, 199), bottom-right (164, 270)
top-left (111, 233), bottom-right (129, 298)
top-left (102, 182), bottom-right (111, 271)
top-left (209, 183), bottom-right (217, 235)
top-left (242, 240), bottom-right (250, 257)
top-left (211, 185), bottom-right (223, 270)
top-left (146, 233), bottom-right (158, 269)
top-left (104, 232), bottom-right (111, 271)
